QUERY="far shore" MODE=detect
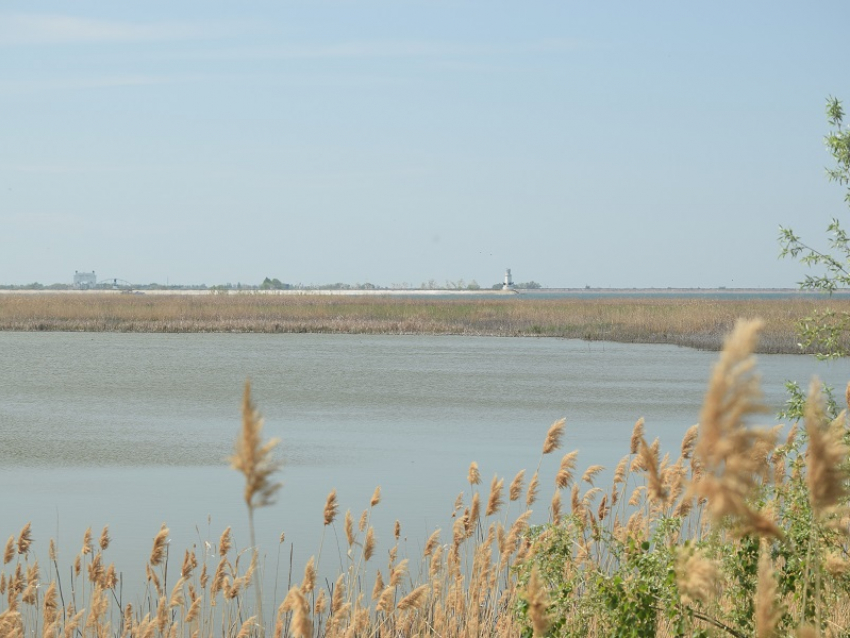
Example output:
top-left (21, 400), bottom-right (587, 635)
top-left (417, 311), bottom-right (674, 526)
top-left (2, 290), bottom-right (848, 354)
top-left (1, 286), bottom-right (846, 297)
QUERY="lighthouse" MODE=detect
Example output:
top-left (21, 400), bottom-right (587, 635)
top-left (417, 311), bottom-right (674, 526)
top-left (503, 269), bottom-right (514, 290)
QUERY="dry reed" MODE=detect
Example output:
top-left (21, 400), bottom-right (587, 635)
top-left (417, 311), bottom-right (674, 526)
top-left (2, 292), bottom-right (843, 353)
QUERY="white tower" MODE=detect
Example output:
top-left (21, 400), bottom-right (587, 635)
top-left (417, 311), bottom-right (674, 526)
top-left (503, 268), bottom-right (513, 290)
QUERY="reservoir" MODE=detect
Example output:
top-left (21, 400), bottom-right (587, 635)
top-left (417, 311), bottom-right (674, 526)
top-left (2, 331), bottom-right (849, 605)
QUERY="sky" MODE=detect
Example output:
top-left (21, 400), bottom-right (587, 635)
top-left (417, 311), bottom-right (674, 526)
top-left (1, 2), bottom-right (848, 289)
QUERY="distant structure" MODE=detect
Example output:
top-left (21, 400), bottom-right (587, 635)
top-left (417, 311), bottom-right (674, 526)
top-left (503, 268), bottom-right (514, 290)
top-left (73, 271), bottom-right (97, 290)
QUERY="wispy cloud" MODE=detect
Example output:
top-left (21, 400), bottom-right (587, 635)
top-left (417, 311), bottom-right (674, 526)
top-left (173, 37), bottom-right (587, 62)
top-left (4, 211), bottom-right (88, 232)
top-left (0, 14), bottom-right (247, 46)
top-left (0, 74), bottom-right (182, 96)
top-left (0, 163), bottom-right (130, 174)
top-left (0, 161), bottom-right (198, 177)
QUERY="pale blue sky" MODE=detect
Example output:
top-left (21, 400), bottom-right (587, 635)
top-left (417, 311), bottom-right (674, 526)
top-left (1, 2), bottom-right (847, 288)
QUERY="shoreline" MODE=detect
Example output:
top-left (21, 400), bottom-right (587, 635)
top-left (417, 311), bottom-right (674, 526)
top-left (1, 286), bottom-right (847, 297)
top-left (1, 291), bottom-right (847, 354)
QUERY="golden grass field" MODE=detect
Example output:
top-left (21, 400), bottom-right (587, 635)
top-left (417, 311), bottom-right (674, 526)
top-left (3, 292), bottom-right (850, 353)
top-left (2, 320), bottom-right (850, 637)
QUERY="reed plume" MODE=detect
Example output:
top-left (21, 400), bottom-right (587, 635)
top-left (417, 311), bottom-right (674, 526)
top-left (397, 584), bottom-right (429, 611)
top-left (43, 581), bottom-right (58, 626)
top-left (469, 492), bottom-right (481, 530)
top-left (344, 510), bottom-right (355, 546)
top-left (804, 379), bottom-right (850, 518)
top-left (376, 586), bottom-right (395, 614)
top-left (324, 489), bottom-right (339, 526)
top-left (184, 596), bottom-right (201, 623)
top-left (389, 558), bottom-right (408, 587)
top-left (581, 465), bottom-right (604, 485)
top-left (637, 437), bottom-right (667, 503)
top-left (371, 570), bottom-right (384, 601)
top-left (219, 527), bottom-right (232, 556)
top-left (231, 380), bottom-right (282, 509)
top-left (314, 588), bottom-right (327, 616)
top-left (690, 319), bottom-right (781, 538)
top-left (755, 541), bottom-right (781, 638)
top-left (149, 524), bottom-right (169, 567)
top-left (331, 573), bottom-right (345, 613)
top-left (364, 527), bottom-right (376, 562)
top-left (613, 455), bottom-right (628, 488)
top-left (283, 587), bottom-right (313, 638)
top-left (300, 557), bottom-right (316, 593)
top-left (509, 470), bottom-right (525, 502)
top-left (555, 451), bottom-right (579, 489)
top-left (542, 418), bottom-right (566, 455)
top-left (524, 566), bottom-right (550, 637)
top-left (80, 527), bottom-right (92, 556)
top-left (680, 424), bottom-right (699, 459)
top-left (16, 524), bottom-right (31, 556)
top-left (486, 475), bottom-right (505, 517)
top-left (526, 471), bottom-right (540, 508)
top-left (229, 382), bottom-right (283, 634)
top-left (551, 491), bottom-right (562, 525)
top-left (675, 547), bottom-right (718, 605)
top-left (236, 617), bottom-right (257, 638)
top-left (630, 418), bottom-right (645, 455)
top-left (423, 529), bottom-right (440, 557)
top-left (468, 462), bottom-right (481, 486)
top-left (98, 525), bottom-right (110, 551)
top-left (180, 549), bottom-right (196, 579)
top-left (168, 576), bottom-right (186, 608)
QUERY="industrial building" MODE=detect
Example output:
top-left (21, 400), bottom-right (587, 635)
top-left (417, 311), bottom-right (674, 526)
top-left (73, 271), bottom-right (97, 289)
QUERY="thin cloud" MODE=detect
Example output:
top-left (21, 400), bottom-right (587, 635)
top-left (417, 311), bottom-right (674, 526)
top-left (4, 211), bottom-right (87, 230)
top-left (173, 37), bottom-right (587, 62)
top-left (0, 163), bottom-right (129, 174)
top-left (0, 74), bottom-right (181, 96)
top-left (0, 13), bottom-right (249, 46)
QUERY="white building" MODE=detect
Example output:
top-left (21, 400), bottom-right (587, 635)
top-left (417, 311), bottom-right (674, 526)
top-left (73, 271), bottom-right (97, 289)
top-left (503, 268), bottom-right (514, 290)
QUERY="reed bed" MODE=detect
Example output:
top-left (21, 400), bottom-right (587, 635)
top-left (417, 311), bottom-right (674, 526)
top-left (3, 320), bottom-right (850, 637)
top-left (3, 293), bottom-right (850, 353)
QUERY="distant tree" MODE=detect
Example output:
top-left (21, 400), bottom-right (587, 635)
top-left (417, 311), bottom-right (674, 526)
top-left (779, 96), bottom-right (850, 358)
top-left (260, 277), bottom-right (288, 290)
top-left (467, 280), bottom-right (480, 290)
top-left (515, 281), bottom-right (543, 289)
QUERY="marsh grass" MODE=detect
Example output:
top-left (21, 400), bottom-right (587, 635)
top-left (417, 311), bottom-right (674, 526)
top-left (2, 321), bottom-right (850, 636)
top-left (2, 293), bottom-right (850, 353)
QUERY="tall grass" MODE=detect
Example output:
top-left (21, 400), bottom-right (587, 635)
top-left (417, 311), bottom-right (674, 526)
top-left (2, 293), bottom-right (850, 353)
top-left (2, 320), bottom-right (850, 636)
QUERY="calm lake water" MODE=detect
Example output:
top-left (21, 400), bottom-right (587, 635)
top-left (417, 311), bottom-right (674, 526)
top-left (2, 332), bottom-right (850, 605)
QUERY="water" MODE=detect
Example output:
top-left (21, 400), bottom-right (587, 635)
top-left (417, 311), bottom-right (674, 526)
top-left (2, 332), bottom-right (849, 607)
